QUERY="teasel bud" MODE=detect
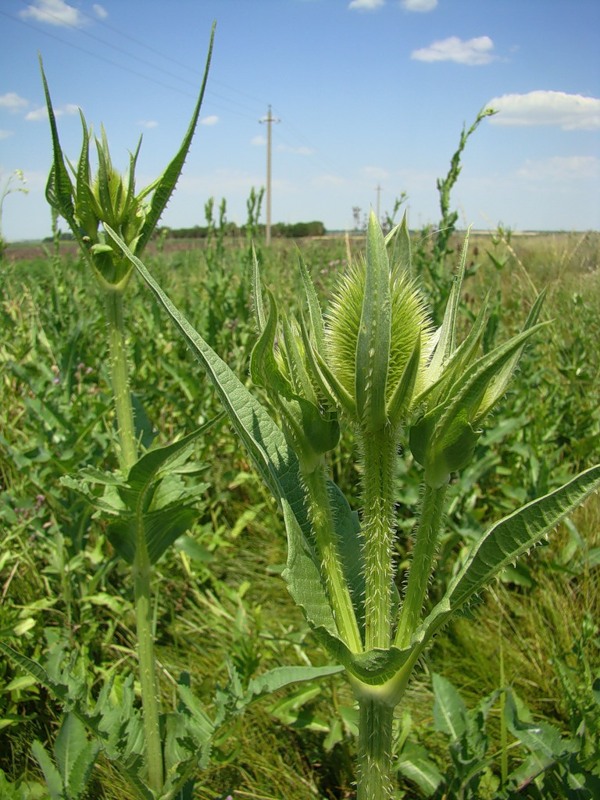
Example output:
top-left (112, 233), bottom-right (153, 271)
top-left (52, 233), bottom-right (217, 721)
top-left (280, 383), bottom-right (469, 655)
top-left (409, 235), bottom-right (548, 487)
top-left (250, 282), bottom-right (340, 474)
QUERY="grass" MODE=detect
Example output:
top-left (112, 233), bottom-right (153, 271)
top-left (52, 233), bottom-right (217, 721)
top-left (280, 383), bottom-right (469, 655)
top-left (1, 228), bottom-right (599, 798)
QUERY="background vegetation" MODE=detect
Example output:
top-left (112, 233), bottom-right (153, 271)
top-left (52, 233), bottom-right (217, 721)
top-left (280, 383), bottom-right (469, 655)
top-left (1, 221), bottom-right (599, 799)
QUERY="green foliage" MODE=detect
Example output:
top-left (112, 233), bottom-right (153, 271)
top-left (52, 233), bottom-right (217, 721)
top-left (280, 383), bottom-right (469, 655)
top-left (398, 672), bottom-right (600, 799)
top-left (106, 216), bottom-right (600, 799)
top-left (0, 170), bottom-right (29, 261)
top-left (31, 713), bottom-right (100, 800)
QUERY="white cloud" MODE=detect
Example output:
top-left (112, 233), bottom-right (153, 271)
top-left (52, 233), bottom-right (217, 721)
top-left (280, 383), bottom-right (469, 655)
top-left (411, 35), bottom-right (495, 65)
top-left (20, 0), bottom-right (86, 28)
top-left (0, 92), bottom-right (29, 113)
top-left (92, 4), bottom-right (108, 20)
top-left (488, 91), bottom-right (600, 131)
top-left (139, 120), bottom-right (158, 129)
top-left (401, 0), bottom-right (437, 11)
top-left (517, 155), bottom-right (600, 181)
top-left (251, 135), bottom-right (266, 146)
top-left (0, 129), bottom-right (14, 140)
top-left (349, 0), bottom-right (385, 10)
top-left (200, 115), bottom-right (219, 126)
top-left (25, 103), bottom-right (78, 121)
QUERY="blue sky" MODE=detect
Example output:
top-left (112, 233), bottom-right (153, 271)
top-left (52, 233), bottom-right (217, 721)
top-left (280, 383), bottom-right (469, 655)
top-left (1, 0), bottom-right (599, 241)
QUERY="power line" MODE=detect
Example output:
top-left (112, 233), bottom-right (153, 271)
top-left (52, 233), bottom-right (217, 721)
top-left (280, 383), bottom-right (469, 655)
top-left (14, 0), bottom-right (266, 116)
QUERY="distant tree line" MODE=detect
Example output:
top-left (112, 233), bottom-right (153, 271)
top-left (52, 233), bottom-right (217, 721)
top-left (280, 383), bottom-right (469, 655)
top-left (43, 220), bottom-right (327, 243)
top-left (153, 220), bottom-right (326, 240)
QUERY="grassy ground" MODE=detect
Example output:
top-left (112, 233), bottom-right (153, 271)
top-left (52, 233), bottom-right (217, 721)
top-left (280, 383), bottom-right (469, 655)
top-left (1, 229), bottom-right (599, 798)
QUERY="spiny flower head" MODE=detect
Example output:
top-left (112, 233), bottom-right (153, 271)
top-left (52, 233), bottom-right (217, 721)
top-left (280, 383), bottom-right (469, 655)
top-left (323, 212), bottom-right (432, 432)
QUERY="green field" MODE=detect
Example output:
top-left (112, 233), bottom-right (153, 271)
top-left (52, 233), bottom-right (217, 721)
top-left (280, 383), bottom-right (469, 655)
top-left (1, 225), bottom-right (599, 799)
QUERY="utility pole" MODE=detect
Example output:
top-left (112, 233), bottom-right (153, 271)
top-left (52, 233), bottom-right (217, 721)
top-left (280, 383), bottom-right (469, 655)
top-left (259, 105), bottom-right (280, 245)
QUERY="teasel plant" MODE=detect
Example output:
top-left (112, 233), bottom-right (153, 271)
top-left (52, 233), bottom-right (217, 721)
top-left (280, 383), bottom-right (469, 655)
top-left (29, 26), bottom-right (219, 796)
top-left (107, 203), bottom-right (600, 797)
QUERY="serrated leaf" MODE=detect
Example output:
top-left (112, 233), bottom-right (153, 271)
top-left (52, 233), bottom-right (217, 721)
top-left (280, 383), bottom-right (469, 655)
top-left (415, 464), bottom-right (600, 651)
top-left (136, 24), bottom-right (215, 254)
top-left (39, 58), bottom-right (78, 238)
top-left (31, 741), bottom-right (63, 800)
top-left (55, 714), bottom-right (88, 789)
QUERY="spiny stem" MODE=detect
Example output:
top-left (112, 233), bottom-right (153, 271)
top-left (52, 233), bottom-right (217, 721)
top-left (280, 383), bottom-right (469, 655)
top-left (361, 428), bottom-right (397, 651)
top-left (105, 287), bottom-right (164, 790)
top-left (133, 538), bottom-right (164, 791)
top-left (395, 482), bottom-right (447, 649)
top-left (105, 290), bottom-right (137, 472)
top-left (302, 466), bottom-right (363, 652)
top-left (356, 695), bottom-right (395, 800)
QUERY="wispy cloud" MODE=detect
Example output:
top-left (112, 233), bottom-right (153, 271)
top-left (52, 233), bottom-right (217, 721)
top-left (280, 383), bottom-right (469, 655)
top-left (138, 120), bottom-right (158, 129)
top-left (488, 91), bottom-right (600, 131)
top-left (277, 143), bottom-right (315, 155)
top-left (92, 4), bottom-right (108, 20)
top-left (348, 0), bottom-right (385, 11)
top-left (517, 155), bottom-right (600, 181)
top-left (25, 103), bottom-right (79, 121)
top-left (200, 115), bottom-right (219, 126)
top-left (20, 0), bottom-right (86, 28)
top-left (312, 174), bottom-right (346, 187)
top-left (401, 0), bottom-right (437, 11)
top-left (0, 129), bottom-right (14, 140)
top-left (251, 135), bottom-right (266, 146)
top-left (0, 92), bottom-right (29, 113)
top-left (361, 165), bottom-right (390, 181)
top-left (412, 36), bottom-right (495, 65)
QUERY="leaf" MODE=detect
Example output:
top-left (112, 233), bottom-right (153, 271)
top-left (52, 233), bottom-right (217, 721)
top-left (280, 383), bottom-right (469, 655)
top-left (39, 58), bottom-right (77, 237)
top-left (54, 714), bottom-right (97, 796)
top-left (426, 232), bottom-right (469, 378)
top-left (504, 690), bottom-right (577, 759)
top-left (297, 254), bottom-right (326, 352)
top-left (432, 673), bottom-right (467, 739)
top-left (104, 227), bottom-right (348, 650)
top-left (31, 741), bottom-right (63, 800)
top-left (245, 664), bottom-right (344, 703)
top-left (355, 211), bottom-right (391, 429)
top-left (135, 24), bottom-right (215, 254)
top-left (416, 464), bottom-right (600, 650)
top-left (103, 422), bottom-right (214, 565)
top-left (397, 741), bottom-right (444, 796)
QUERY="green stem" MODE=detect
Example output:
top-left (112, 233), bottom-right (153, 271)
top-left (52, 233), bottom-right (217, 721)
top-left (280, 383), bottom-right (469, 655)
top-left (105, 288), bottom-right (164, 791)
top-left (395, 482), bottom-right (447, 649)
top-left (303, 467), bottom-right (363, 652)
top-left (356, 694), bottom-right (395, 800)
top-left (105, 290), bottom-right (137, 472)
top-left (361, 428), bottom-right (397, 651)
top-left (133, 541), bottom-right (164, 791)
